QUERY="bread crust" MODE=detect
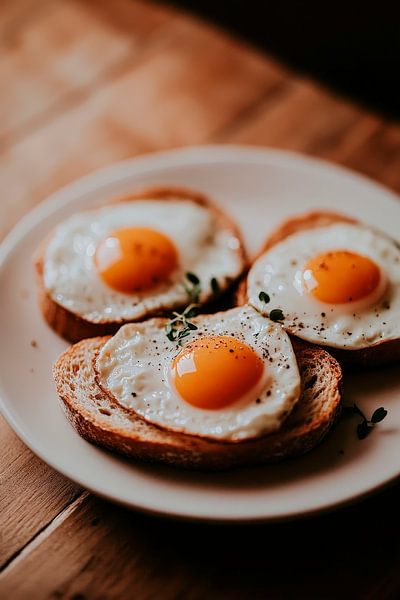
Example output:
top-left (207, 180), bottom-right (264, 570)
top-left (53, 337), bottom-right (342, 470)
top-left (238, 210), bottom-right (400, 368)
top-left (36, 186), bottom-right (247, 343)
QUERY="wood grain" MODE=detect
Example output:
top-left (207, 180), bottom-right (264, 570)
top-left (0, 416), bottom-right (81, 569)
top-left (223, 79), bottom-right (380, 167)
top-left (0, 11), bottom-right (286, 240)
top-left (1, 0), bottom-right (400, 597)
top-left (0, 0), bottom-right (170, 144)
top-left (1, 487), bottom-right (400, 599)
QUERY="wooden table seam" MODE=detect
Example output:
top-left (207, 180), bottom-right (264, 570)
top-left (0, 490), bottom-right (88, 575)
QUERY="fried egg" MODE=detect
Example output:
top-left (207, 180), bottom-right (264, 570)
top-left (248, 222), bottom-right (400, 349)
top-left (95, 306), bottom-right (301, 441)
top-left (42, 198), bottom-right (243, 322)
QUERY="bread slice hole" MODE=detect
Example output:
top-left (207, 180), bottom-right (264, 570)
top-left (98, 408), bottom-right (112, 416)
top-left (304, 374), bottom-right (317, 390)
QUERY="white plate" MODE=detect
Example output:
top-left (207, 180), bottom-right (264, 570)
top-left (1, 145), bottom-right (400, 522)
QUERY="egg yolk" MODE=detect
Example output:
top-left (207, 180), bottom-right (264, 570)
top-left (95, 227), bottom-right (178, 293)
top-left (171, 335), bottom-right (264, 410)
top-left (303, 250), bottom-right (381, 304)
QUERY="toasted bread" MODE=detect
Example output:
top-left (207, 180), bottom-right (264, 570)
top-left (53, 336), bottom-right (342, 471)
top-left (238, 211), bottom-right (400, 369)
top-left (36, 186), bottom-right (247, 343)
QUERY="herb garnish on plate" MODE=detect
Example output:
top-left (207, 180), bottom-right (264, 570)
top-left (344, 403), bottom-right (388, 439)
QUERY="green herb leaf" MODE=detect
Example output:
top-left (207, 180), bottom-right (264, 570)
top-left (186, 272), bottom-right (200, 285)
top-left (184, 272), bottom-right (201, 303)
top-left (211, 277), bottom-right (220, 296)
top-left (357, 420), bottom-right (371, 440)
top-left (184, 306), bottom-right (198, 319)
top-left (178, 329), bottom-right (191, 338)
top-left (187, 322), bottom-right (198, 330)
top-left (166, 330), bottom-right (176, 341)
top-left (371, 407), bottom-right (388, 423)
top-left (269, 309), bottom-right (284, 322)
top-left (259, 291), bottom-right (270, 304)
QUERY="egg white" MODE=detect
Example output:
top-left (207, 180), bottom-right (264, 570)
top-left (248, 223), bottom-right (400, 350)
top-left (95, 306), bottom-right (301, 441)
top-left (43, 199), bottom-right (243, 322)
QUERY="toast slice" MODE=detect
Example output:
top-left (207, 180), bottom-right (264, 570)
top-left (53, 337), bottom-right (342, 471)
top-left (238, 211), bottom-right (400, 368)
top-left (36, 186), bottom-right (247, 343)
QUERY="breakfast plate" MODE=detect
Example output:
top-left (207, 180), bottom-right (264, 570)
top-left (1, 145), bottom-right (400, 522)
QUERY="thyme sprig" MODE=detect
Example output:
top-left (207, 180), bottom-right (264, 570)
top-left (344, 403), bottom-right (388, 439)
top-left (165, 273), bottom-right (222, 345)
top-left (165, 303), bottom-right (199, 344)
top-left (165, 273), bottom-right (201, 345)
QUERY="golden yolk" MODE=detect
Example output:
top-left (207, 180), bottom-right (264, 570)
top-left (304, 250), bottom-right (381, 304)
top-left (171, 335), bottom-right (263, 410)
top-left (95, 227), bottom-right (178, 293)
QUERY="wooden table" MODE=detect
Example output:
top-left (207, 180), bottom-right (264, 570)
top-left (1, 1), bottom-right (400, 597)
